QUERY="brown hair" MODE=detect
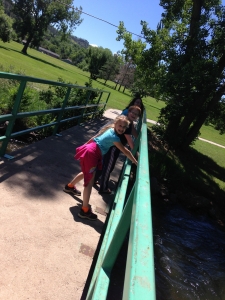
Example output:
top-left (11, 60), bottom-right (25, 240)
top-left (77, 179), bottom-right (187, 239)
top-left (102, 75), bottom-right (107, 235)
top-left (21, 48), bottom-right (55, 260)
top-left (128, 105), bottom-right (141, 116)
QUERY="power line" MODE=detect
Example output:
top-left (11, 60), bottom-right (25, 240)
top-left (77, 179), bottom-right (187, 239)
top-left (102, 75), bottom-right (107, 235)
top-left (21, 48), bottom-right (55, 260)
top-left (54, 0), bottom-right (145, 40)
top-left (75, 9), bottom-right (145, 40)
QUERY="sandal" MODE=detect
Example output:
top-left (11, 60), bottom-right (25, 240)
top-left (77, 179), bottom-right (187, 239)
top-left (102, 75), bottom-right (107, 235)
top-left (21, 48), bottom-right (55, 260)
top-left (99, 188), bottom-right (112, 195)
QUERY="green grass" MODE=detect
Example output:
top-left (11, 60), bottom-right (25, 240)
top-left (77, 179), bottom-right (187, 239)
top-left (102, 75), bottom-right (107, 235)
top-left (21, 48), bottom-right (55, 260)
top-left (199, 124), bottom-right (225, 147)
top-left (1, 40), bottom-right (225, 199)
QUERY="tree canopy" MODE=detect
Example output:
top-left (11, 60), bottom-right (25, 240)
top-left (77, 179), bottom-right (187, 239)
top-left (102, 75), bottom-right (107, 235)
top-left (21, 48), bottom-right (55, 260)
top-left (88, 46), bottom-right (113, 80)
top-left (117, 0), bottom-right (225, 150)
top-left (13, 0), bottom-right (83, 54)
top-left (0, 0), bottom-right (14, 42)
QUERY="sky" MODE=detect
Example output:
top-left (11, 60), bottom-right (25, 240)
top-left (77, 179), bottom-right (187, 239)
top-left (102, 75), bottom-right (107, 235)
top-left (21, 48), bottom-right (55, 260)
top-left (72, 1), bottom-right (164, 54)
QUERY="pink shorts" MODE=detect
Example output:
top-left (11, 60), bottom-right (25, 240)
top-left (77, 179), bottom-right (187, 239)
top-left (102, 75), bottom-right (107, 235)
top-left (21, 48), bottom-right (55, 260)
top-left (74, 142), bottom-right (102, 187)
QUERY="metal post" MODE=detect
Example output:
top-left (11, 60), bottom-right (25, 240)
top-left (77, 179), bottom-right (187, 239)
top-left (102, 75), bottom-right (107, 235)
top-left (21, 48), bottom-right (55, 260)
top-left (0, 80), bottom-right (27, 157)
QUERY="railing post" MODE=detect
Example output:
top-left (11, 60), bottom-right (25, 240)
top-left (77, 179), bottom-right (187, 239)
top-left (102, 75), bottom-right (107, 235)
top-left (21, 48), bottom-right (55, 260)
top-left (91, 92), bottom-right (102, 120)
top-left (52, 87), bottom-right (72, 135)
top-left (0, 80), bottom-right (27, 157)
top-left (78, 90), bottom-right (91, 125)
top-left (103, 93), bottom-right (110, 111)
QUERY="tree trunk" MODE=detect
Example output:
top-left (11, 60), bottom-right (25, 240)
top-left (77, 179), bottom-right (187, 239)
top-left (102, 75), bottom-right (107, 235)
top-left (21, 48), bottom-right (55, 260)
top-left (180, 84), bottom-right (225, 150)
top-left (181, 112), bottom-right (207, 150)
top-left (177, 95), bottom-right (205, 140)
top-left (165, 115), bottom-right (182, 138)
top-left (21, 35), bottom-right (33, 55)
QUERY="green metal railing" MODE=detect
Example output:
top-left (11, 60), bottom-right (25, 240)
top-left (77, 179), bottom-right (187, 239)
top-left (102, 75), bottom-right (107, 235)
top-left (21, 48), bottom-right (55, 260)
top-left (86, 110), bottom-right (156, 299)
top-left (0, 71), bottom-right (110, 157)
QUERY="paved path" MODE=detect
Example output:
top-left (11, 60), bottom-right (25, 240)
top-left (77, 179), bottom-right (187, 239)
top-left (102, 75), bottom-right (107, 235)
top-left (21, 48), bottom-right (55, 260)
top-left (0, 110), bottom-right (124, 300)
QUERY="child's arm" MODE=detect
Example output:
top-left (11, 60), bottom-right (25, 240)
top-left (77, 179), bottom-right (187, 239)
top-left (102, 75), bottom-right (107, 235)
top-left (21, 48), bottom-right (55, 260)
top-left (131, 123), bottom-right (138, 138)
top-left (124, 134), bottom-right (134, 150)
top-left (114, 141), bottom-right (138, 165)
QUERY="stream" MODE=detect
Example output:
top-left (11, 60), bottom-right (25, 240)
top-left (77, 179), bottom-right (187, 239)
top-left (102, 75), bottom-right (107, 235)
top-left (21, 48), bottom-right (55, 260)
top-left (153, 203), bottom-right (225, 300)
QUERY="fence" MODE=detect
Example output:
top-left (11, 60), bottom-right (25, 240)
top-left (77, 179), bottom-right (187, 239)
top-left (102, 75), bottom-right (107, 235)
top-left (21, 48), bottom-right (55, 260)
top-left (84, 110), bottom-right (156, 300)
top-left (0, 71), bottom-right (110, 157)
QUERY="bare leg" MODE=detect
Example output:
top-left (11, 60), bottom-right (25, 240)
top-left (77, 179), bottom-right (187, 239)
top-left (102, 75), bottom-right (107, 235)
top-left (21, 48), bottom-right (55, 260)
top-left (69, 172), bottom-right (84, 186)
top-left (82, 172), bottom-right (95, 208)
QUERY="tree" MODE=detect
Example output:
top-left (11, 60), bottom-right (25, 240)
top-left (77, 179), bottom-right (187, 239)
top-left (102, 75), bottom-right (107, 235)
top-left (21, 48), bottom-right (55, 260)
top-left (117, 1), bottom-right (225, 150)
top-left (88, 46), bottom-right (113, 80)
top-left (0, 0), bottom-right (15, 42)
top-left (13, 0), bottom-right (83, 55)
top-left (99, 53), bottom-right (122, 84)
top-left (115, 59), bottom-right (136, 92)
top-left (71, 48), bottom-right (87, 65)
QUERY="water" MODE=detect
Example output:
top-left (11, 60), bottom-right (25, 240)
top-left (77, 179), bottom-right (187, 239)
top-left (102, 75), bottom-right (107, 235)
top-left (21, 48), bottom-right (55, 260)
top-left (153, 203), bottom-right (225, 300)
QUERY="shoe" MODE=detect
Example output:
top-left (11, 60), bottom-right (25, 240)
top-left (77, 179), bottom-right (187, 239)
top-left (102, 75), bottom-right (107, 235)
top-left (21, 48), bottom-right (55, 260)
top-left (63, 184), bottom-right (81, 196)
top-left (78, 208), bottom-right (97, 221)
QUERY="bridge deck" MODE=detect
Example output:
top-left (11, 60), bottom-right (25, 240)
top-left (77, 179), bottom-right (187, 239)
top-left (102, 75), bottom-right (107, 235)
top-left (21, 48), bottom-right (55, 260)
top-left (0, 109), bottom-right (123, 300)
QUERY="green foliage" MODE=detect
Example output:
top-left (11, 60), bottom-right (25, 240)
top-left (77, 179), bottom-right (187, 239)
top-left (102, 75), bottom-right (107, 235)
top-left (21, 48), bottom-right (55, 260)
top-left (12, 0), bottom-right (83, 54)
top-left (206, 98), bottom-right (225, 134)
top-left (88, 47), bottom-right (113, 80)
top-left (117, 2), bottom-right (225, 150)
top-left (40, 26), bottom-right (86, 60)
top-left (77, 60), bottom-right (89, 72)
top-left (148, 129), bottom-right (225, 202)
top-left (0, 1), bottom-right (15, 42)
top-left (99, 54), bottom-right (121, 83)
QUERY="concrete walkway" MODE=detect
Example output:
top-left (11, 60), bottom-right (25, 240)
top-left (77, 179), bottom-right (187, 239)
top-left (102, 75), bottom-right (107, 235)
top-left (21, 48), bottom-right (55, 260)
top-left (0, 110), bottom-right (124, 300)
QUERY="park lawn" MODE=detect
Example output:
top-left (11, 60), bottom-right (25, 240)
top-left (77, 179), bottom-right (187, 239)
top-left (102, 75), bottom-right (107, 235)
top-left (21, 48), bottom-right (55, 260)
top-left (0, 40), bottom-right (90, 84)
top-left (0, 41), bottom-right (165, 114)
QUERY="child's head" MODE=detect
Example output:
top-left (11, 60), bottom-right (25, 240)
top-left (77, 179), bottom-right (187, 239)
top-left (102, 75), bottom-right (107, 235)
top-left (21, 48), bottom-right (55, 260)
top-left (127, 97), bottom-right (144, 113)
top-left (133, 98), bottom-right (142, 108)
top-left (127, 106), bottom-right (141, 122)
top-left (113, 115), bottom-right (130, 135)
top-left (97, 115), bottom-right (130, 137)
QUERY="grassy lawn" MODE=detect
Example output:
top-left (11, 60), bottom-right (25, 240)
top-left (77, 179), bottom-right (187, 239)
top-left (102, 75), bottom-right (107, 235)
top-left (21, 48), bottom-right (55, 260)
top-left (1, 40), bottom-right (225, 197)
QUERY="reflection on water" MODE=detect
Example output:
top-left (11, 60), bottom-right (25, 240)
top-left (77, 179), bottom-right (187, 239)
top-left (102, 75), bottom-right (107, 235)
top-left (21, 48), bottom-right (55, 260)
top-left (153, 204), bottom-right (225, 300)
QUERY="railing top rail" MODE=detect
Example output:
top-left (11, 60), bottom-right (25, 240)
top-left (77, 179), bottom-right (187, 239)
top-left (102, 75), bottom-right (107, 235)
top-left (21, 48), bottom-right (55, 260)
top-left (0, 71), bottom-right (110, 93)
top-left (123, 111), bottom-right (156, 299)
top-left (85, 110), bottom-right (156, 300)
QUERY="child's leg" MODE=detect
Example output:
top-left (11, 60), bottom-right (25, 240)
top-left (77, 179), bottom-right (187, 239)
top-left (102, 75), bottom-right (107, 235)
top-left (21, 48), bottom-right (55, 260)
top-left (78, 171), bottom-right (97, 220)
top-left (82, 171), bottom-right (95, 208)
top-left (69, 172), bottom-right (84, 186)
top-left (64, 172), bottom-right (84, 195)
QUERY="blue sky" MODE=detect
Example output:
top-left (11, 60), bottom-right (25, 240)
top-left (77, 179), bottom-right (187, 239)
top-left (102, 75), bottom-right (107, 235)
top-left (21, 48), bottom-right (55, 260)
top-left (73, 1), bottom-right (164, 53)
